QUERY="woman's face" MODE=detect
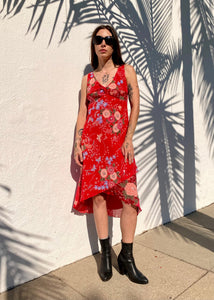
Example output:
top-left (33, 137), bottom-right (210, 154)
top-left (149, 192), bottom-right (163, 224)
top-left (94, 29), bottom-right (114, 61)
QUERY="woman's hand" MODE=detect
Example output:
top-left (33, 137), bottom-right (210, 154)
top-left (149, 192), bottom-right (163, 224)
top-left (74, 142), bottom-right (83, 167)
top-left (122, 138), bottom-right (134, 164)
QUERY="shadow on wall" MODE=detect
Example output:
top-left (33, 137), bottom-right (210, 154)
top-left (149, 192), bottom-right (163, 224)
top-left (0, 185), bottom-right (68, 298)
top-left (1, 1), bottom-right (214, 228)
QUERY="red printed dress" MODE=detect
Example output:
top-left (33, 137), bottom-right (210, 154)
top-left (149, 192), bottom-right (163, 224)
top-left (73, 64), bottom-right (141, 217)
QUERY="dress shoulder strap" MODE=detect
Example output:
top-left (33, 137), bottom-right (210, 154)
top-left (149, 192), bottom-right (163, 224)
top-left (86, 72), bottom-right (94, 89)
top-left (117, 64), bottom-right (126, 79)
top-left (116, 64), bottom-right (128, 92)
top-left (87, 71), bottom-right (94, 81)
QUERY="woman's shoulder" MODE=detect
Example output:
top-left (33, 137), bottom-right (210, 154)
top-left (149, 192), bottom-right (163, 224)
top-left (82, 72), bottom-right (93, 82)
top-left (124, 64), bottom-right (135, 74)
top-left (124, 64), bottom-right (136, 81)
top-left (81, 73), bottom-right (90, 89)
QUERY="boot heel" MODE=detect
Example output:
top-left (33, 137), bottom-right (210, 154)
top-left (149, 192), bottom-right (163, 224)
top-left (118, 241), bottom-right (149, 284)
top-left (118, 258), bottom-right (126, 275)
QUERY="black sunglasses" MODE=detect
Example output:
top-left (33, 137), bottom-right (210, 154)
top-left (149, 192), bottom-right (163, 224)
top-left (93, 35), bottom-right (115, 46)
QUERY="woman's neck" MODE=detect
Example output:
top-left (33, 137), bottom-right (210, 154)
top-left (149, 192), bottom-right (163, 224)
top-left (97, 57), bottom-right (115, 72)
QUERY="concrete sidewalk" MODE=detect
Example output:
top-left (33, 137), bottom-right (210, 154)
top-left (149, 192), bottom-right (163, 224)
top-left (1, 204), bottom-right (214, 300)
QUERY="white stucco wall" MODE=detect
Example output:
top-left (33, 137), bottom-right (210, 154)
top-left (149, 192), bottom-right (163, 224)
top-left (0, 1), bottom-right (213, 292)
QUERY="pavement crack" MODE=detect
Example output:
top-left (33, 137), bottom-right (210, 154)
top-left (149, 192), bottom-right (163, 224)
top-left (173, 271), bottom-right (209, 299)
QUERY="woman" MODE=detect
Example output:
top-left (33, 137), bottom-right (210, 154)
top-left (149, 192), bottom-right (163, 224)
top-left (73, 24), bottom-right (148, 284)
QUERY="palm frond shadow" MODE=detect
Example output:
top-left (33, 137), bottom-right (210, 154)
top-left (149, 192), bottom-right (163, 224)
top-left (0, 206), bottom-right (45, 290)
top-left (115, 0), bottom-right (186, 223)
top-left (136, 99), bottom-right (185, 225)
top-left (191, 0), bottom-right (214, 159)
top-left (0, 0), bottom-right (26, 16)
top-left (0, 185), bottom-right (70, 298)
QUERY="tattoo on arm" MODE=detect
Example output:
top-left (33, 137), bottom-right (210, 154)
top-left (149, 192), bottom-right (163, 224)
top-left (128, 83), bottom-right (133, 100)
top-left (78, 128), bottom-right (83, 136)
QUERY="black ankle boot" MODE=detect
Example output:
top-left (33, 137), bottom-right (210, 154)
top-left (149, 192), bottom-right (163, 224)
top-left (99, 237), bottom-right (112, 281)
top-left (118, 241), bottom-right (148, 284)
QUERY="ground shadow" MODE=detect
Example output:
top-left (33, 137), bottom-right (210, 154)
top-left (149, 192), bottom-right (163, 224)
top-left (165, 208), bottom-right (214, 253)
top-left (0, 273), bottom-right (79, 300)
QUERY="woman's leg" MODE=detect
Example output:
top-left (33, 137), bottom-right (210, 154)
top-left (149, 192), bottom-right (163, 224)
top-left (118, 202), bottom-right (148, 284)
top-left (93, 194), bottom-right (108, 239)
top-left (93, 194), bottom-right (112, 281)
top-left (120, 202), bottom-right (137, 243)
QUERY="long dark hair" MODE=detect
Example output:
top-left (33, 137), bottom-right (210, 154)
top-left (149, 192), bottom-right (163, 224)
top-left (90, 25), bottom-right (125, 70)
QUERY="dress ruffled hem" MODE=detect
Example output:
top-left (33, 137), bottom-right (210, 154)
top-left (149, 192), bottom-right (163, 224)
top-left (73, 174), bottom-right (141, 218)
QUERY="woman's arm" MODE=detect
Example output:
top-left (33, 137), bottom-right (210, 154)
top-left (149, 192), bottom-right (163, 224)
top-left (74, 75), bottom-right (88, 167)
top-left (122, 64), bottom-right (140, 164)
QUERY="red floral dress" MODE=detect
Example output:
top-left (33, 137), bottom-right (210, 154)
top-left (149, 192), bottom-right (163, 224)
top-left (73, 64), bottom-right (141, 217)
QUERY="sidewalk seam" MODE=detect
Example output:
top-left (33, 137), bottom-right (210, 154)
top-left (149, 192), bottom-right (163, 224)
top-left (134, 241), bottom-right (210, 272)
top-left (173, 271), bottom-right (209, 300)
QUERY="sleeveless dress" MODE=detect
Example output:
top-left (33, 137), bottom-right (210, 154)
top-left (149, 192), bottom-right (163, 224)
top-left (73, 65), bottom-right (141, 217)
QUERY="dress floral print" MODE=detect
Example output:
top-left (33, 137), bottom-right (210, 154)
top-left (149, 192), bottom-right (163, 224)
top-left (73, 65), bottom-right (141, 217)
